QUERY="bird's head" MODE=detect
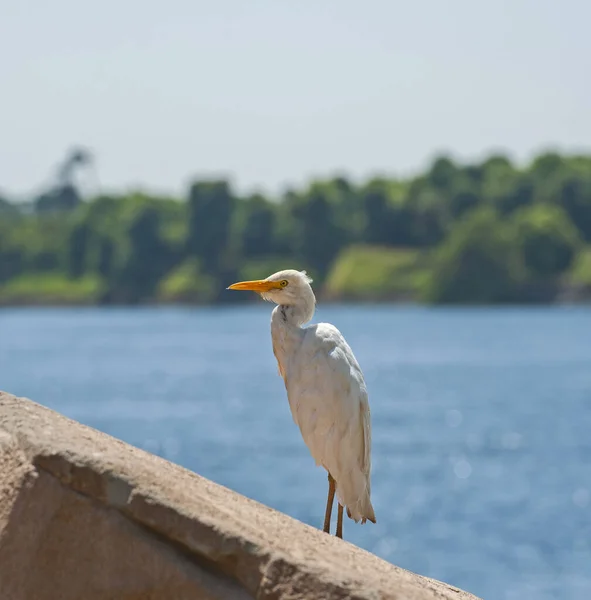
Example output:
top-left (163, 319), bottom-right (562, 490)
top-left (227, 269), bottom-right (315, 306)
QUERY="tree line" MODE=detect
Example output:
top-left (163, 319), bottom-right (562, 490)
top-left (1, 151), bottom-right (590, 305)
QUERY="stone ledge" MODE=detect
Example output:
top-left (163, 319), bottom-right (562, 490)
top-left (0, 391), bottom-right (480, 600)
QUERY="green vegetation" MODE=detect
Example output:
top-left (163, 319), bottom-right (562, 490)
top-left (569, 247), bottom-right (591, 287)
top-left (157, 260), bottom-right (216, 304)
top-left (0, 274), bottom-right (104, 305)
top-left (1, 151), bottom-right (591, 305)
top-left (325, 246), bottom-right (429, 301)
top-left (425, 208), bottom-right (525, 304)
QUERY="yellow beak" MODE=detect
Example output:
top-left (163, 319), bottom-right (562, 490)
top-left (227, 279), bottom-right (281, 292)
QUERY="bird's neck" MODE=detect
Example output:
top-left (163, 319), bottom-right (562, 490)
top-left (270, 301), bottom-right (314, 379)
top-left (269, 292), bottom-right (315, 378)
top-left (274, 294), bottom-right (315, 329)
top-left (271, 296), bottom-right (314, 343)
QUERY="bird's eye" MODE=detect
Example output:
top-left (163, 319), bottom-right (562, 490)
top-left (279, 280), bottom-right (289, 288)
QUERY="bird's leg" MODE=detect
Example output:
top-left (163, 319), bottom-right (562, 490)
top-left (336, 503), bottom-right (344, 539)
top-left (323, 473), bottom-right (336, 534)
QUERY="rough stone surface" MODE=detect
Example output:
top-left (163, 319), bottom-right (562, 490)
top-left (0, 391), bottom-right (481, 600)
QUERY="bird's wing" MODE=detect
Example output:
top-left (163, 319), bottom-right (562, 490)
top-left (285, 322), bottom-right (370, 479)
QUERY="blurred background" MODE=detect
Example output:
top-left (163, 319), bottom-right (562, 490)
top-left (1, 1), bottom-right (591, 598)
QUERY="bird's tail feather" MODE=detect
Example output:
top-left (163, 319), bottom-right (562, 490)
top-left (337, 473), bottom-right (376, 524)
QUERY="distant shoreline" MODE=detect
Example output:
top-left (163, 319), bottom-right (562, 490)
top-left (1, 288), bottom-right (590, 309)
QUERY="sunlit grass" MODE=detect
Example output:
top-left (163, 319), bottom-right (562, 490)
top-left (157, 259), bottom-right (216, 303)
top-left (324, 245), bottom-right (431, 301)
top-left (0, 274), bottom-right (105, 305)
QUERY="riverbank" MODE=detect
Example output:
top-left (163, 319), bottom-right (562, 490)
top-left (1, 271), bottom-right (590, 307)
top-left (2, 244), bottom-right (591, 307)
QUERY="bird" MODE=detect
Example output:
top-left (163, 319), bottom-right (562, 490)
top-left (227, 269), bottom-right (376, 539)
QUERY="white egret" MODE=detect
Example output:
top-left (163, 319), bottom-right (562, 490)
top-left (227, 269), bottom-right (376, 539)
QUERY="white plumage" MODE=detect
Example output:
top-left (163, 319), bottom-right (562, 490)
top-left (228, 269), bottom-right (376, 538)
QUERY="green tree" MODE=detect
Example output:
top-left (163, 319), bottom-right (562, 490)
top-left (0, 195), bottom-right (18, 214)
top-left (405, 178), bottom-right (447, 246)
top-left (96, 237), bottom-right (115, 279)
top-left (363, 188), bottom-right (392, 245)
top-left (34, 184), bottom-right (82, 213)
top-left (449, 186), bottom-right (481, 219)
top-left (157, 258), bottom-right (216, 303)
top-left (531, 152), bottom-right (564, 179)
top-left (115, 206), bottom-right (173, 302)
top-left (306, 177), bottom-right (364, 242)
top-left (186, 181), bottom-right (235, 272)
top-left (427, 156), bottom-right (457, 191)
top-left (559, 177), bottom-right (591, 242)
top-left (240, 195), bottom-right (276, 257)
top-left (3, 149), bottom-right (591, 306)
top-left (426, 208), bottom-right (522, 303)
top-left (0, 231), bottom-right (24, 282)
top-left (499, 176), bottom-right (534, 215)
top-left (290, 191), bottom-right (345, 276)
top-left (513, 205), bottom-right (580, 277)
top-left (66, 222), bottom-right (90, 278)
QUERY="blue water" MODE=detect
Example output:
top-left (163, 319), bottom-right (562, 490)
top-left (1, 305), bottom-right (590, 599)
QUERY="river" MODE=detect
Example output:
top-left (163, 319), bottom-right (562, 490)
top-left (1, 305), bottom-right (590, 599)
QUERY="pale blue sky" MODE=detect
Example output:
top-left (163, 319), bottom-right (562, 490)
top-left (1, 0), bottom-right (590, 198)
